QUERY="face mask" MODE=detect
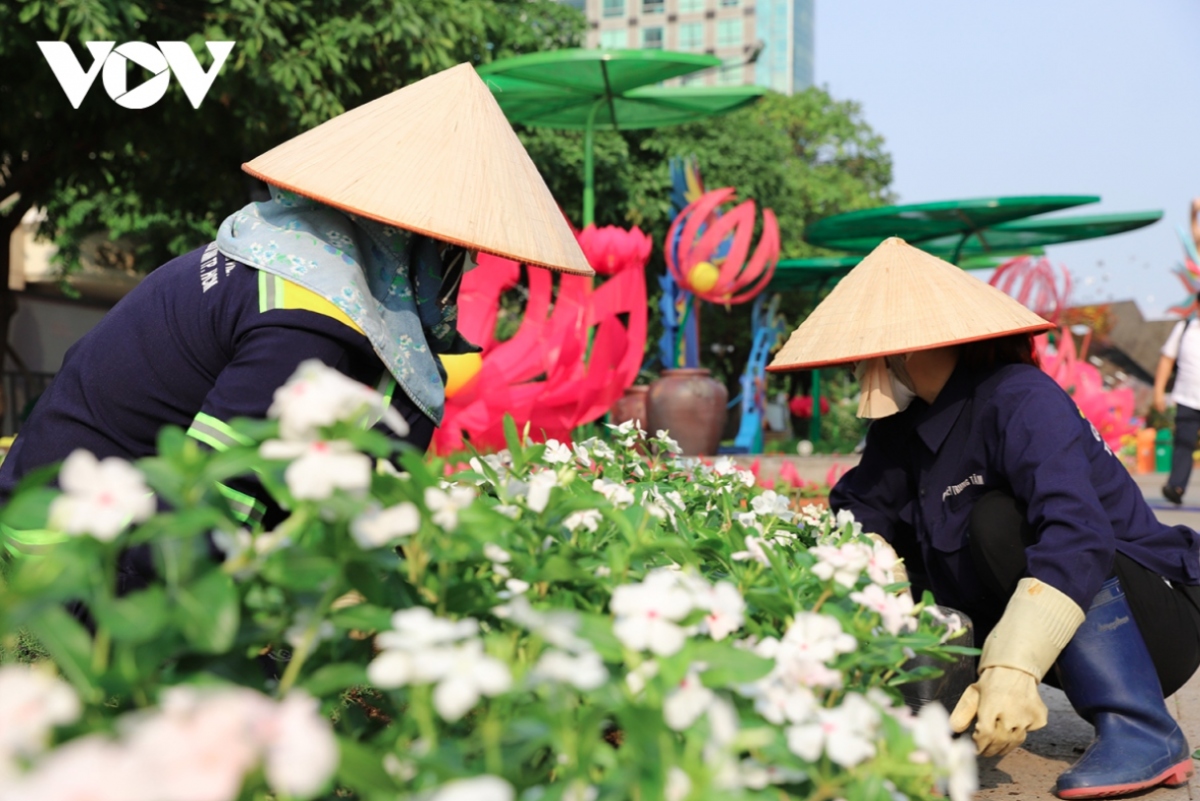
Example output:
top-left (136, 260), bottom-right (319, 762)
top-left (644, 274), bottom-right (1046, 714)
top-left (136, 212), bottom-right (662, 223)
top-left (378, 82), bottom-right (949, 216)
top-left (855, 356), bottom-right (917, 419)
top-left (885, 355), bottom-right (917, 413)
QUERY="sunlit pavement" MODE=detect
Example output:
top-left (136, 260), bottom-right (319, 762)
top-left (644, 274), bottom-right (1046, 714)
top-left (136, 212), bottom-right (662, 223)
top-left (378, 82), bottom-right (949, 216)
top-left (742, 456), bottom-right (1200, 799)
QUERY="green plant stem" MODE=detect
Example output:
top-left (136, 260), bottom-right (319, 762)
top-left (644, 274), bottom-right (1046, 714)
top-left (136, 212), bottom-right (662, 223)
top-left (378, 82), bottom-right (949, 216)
top-left (482, 704), bottom-right (503, 775)
top-left (412, 685), bottom-right (439, 750)
top-left (277, 580), bottom-right (341, 695)
top-left (811, 588), bottom-right (832, 613)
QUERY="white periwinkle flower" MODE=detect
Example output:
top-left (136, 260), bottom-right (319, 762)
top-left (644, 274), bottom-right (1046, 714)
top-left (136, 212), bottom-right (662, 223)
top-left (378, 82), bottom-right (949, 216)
top-left (428, 639), bottom-right (513, 721)
top-left (564, 509), bottom-right (603, 533)
top-left (259, 439), bottom-right (372, 500)
top-left (731, 535), bottom-right (772, 566)
top-left (424, 485), bottom-right (476, 530)
top-left (350, 502), bottom-right (420, 548)
top-left (751, 490), bottom-right (794, 521)
top-left (262, 692), bottom-right (339, 798)
top-left (663, 666), bottom-right (716, 731)
top-left (849, 583), bottom-right (917, 635)
top-left (542, 439), bottom-right (573, 465)
top-left (526, 469), bottom-right (558, 513)
top-left (531, 649), bottom-right (608, 690)
top-left (611, 570), bottom-right (694, 656)
top-left (810, 542), bottom-right (872, 588)
top-left (592, 478), bottom-right (635, 508)
top-left (428, 776), bottom-right (514, 801)
top-left (786, 692), bottom-right (879, 768)
top-left (908, 702), bottom-right (978, 801)
top-left (665, 766), bottom-right (693, 801)
top-left (0, 665), bottom-right (81, 760)
top-left (695, 581), bottom-right (746, 641)
top-left (48, 450), bottom-right (155, 541)
top-left (269, 359), bottom-right (407, 440)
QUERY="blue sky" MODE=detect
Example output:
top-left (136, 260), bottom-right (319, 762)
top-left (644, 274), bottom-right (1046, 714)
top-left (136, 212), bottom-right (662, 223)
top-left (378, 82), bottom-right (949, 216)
top-left (814, 0), bottom-right (1199, 320)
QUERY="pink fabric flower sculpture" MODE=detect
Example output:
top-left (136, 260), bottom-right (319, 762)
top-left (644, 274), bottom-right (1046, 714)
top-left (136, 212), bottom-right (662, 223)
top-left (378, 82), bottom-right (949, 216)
top-left (432, 230), bottom-right (650, 454)
top-left (576, 225), bottom-right (653, 276)
top-left (665, 187), bottom-right (780, 305)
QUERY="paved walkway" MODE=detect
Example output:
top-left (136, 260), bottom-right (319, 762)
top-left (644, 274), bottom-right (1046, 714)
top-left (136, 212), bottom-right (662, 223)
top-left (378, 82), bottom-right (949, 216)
top-left (737, 456), bottom-right (1200, 799)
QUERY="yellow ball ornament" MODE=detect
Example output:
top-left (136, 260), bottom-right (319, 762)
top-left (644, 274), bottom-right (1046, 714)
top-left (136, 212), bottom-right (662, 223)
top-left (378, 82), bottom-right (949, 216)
top-left (688, 261), bottom-right (720, 294)
top-left (440, 352), bottom-right (483, 398)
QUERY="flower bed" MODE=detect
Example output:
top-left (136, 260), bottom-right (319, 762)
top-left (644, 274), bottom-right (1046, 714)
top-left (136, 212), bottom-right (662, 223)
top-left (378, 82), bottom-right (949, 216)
top-left (0, 361), bottom-right (976, 801)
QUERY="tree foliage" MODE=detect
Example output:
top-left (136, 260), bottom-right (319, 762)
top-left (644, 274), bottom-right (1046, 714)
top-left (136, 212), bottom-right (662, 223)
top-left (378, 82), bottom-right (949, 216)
top-left (1, 0), bottom-right (586, 271)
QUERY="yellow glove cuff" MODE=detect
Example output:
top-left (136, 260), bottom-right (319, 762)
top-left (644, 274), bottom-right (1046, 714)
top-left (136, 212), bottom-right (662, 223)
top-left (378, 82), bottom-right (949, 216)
top-left (979, 578), bottom-right (1085, 681)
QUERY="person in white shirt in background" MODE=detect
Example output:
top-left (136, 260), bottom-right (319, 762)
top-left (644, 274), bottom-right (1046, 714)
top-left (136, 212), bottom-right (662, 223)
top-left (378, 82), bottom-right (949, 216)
top-left (1153, 198), bottom-right (1200, 505)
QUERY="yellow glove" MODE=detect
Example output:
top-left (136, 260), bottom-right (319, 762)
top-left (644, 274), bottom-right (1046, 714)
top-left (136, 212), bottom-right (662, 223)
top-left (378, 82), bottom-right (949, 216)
top-left (949, 577), bottom-right (1084, 756)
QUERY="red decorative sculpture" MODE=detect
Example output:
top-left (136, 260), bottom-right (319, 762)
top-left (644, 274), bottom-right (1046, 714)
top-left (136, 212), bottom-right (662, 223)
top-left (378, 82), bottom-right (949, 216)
top-left (988, 255), bottom-right (1072, 326)
top-left (576, 224), bottom-right (653, 276)
top-left (432, 228), bottom-right (651, 454)
top-left (665, 188), bottom-right (780, 305)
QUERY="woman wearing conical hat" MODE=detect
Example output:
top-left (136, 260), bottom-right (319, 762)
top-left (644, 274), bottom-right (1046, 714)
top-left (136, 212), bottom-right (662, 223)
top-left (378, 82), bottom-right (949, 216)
top-left (0, 64), bottom-right (592, 567)
top-left (769, 237), bottom-right (1200, 799)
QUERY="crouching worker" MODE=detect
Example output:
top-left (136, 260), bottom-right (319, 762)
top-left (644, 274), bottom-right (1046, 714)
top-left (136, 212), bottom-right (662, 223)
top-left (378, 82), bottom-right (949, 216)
top-left (0, 63), bottom-right (593, 575)
top-left (767, 237), bottom-right (1200, 800)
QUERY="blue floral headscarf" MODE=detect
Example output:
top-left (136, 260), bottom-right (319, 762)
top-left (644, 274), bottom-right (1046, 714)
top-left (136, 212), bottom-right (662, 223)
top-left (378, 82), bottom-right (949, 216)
top-left (216, 187), bottom-right (478, 425)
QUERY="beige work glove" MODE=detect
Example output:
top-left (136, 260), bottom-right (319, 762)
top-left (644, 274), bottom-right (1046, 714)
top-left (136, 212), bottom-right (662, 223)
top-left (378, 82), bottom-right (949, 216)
top-left (949, 578), bottom-right (1084, 756)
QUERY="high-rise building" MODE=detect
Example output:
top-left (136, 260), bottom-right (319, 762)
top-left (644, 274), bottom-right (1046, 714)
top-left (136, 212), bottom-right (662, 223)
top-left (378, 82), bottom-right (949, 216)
top-left (565, 0), bottom-right (813, 94)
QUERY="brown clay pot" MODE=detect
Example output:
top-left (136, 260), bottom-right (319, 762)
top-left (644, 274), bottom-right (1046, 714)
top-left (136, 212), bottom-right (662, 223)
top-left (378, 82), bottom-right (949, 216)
top-left (609, 385), bottom-right (650, 430)
top-left (646, 368), bottom-right (728, 456)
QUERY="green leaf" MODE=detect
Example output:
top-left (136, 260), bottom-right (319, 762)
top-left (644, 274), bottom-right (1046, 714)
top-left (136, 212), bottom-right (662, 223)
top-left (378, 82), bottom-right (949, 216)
top-left (0, 488), bottom-right (57, 530)
top-left (261, 552), bottom-right (338, 591)
top-left (93, 586), bottom-right (170, 644)
top-left (175, 569), bottom-right (240, 654)
top-left (344, 560), bottom-right (388, 606)
top-left (303, 663), bottom-right (369, 696)
top-left (335, 737), bottom-right (398, 794)
top-left (535, 555), bottom-right (587, 583)
top-left (692, 640), bottom-right (774, 687)
top-left (28, 606), bottom-right (98, 698)
top-left (128, 507), bottom-right (226, 545)
top-left (330, 603), bottom-right (393, 632)
top-left (576, 613), bottom-right (623, 662)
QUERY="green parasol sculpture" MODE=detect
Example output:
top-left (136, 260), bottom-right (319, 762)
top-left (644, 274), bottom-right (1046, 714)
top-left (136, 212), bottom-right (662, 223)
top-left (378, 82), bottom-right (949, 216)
top-left (803, 196), bottom-right (1162, 264)
top-left (478, 49), bottom-right (766, 225)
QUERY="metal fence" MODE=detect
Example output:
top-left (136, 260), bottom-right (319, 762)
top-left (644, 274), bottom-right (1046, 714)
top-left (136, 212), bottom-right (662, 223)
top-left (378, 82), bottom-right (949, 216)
top-left (2, 371), bottom-right (56, 436)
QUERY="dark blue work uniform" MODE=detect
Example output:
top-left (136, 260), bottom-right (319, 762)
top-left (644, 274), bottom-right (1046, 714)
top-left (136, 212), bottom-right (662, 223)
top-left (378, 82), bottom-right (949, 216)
top-left (0, 243), bottom-right (434, 525)
top-left (831, 363), bottom-right (1200, 636)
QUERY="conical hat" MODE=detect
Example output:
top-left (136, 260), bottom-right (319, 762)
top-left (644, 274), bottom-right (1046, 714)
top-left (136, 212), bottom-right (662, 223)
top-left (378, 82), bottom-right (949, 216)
top-left (242, 63), bottom-right (594, 276)
top-left (767, 237), bottom-right (1053, 371)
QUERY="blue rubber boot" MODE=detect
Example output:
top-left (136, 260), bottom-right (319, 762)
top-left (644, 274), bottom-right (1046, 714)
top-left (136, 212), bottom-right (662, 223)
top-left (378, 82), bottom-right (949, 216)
top-left (1053, 577), bottom-right (1193, 799)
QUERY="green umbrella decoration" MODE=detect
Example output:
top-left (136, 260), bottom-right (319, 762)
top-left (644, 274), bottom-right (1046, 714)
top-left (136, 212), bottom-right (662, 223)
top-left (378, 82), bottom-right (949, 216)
top-left (479, 49), bottom-right (766, 225)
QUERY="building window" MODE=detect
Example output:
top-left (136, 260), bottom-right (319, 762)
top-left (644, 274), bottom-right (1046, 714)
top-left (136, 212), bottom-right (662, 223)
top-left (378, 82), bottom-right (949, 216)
top-left (603, 0), bottom-right (625, 18)
top-left (678, 0), bottom-right (704, 12)
top-left (643, 0), bottom-right (664, 13)
top-left (562, 0), bottom-right (586, 8)
top-left (718, 61), bottom-right (742, 85)
top-left (600, 28), bottom-right (628, 49)
top-left (676, 21), bottom-right (703, 50)
top-left (719, 0), bottom-right (739, 6)
top-left (642, 26), bottom-right (664, 49)
top-left (716, 17), bottom-right (742, 48)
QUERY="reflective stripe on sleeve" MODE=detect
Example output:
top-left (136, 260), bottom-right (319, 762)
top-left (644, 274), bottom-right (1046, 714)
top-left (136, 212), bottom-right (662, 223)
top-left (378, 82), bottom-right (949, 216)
top-left (186, 412), bottom-right (254, 452)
